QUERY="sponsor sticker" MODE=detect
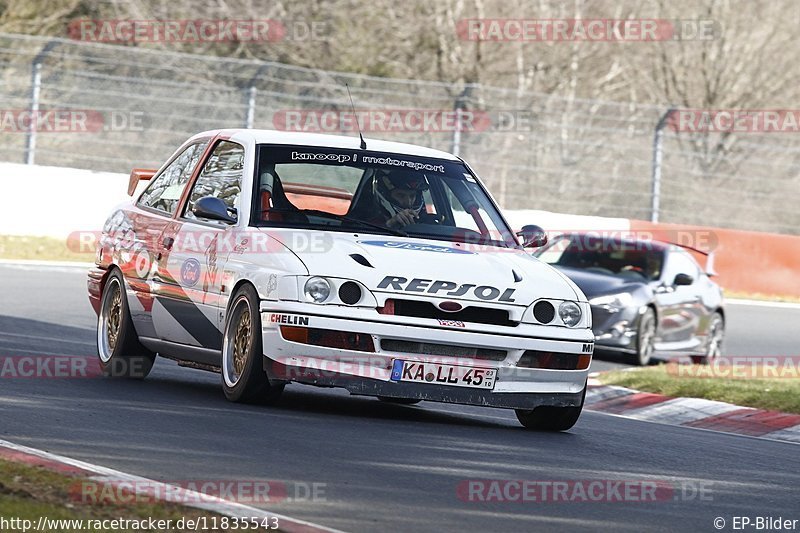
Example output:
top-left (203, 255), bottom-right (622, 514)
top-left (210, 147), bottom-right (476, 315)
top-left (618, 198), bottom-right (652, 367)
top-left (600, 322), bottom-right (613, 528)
top-left (180, 258), bottom-right (201, 287)
top-left (359, 241), bottom-right (473, 254)
top-left (269, 314), bottom-right (309, 326)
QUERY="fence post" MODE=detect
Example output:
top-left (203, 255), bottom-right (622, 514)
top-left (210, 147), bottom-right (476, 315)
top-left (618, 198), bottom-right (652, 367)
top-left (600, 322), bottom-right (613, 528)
top-left (245, 86), bottom-right (257, 129)
top-left (24, 60), bottom-right (42, 165)
top-left (24, 41), bottom-right (58, 165)
top-left (650, 107), bottom-right (675, 223)
top-left (451, 86), bottom-right (473, 157)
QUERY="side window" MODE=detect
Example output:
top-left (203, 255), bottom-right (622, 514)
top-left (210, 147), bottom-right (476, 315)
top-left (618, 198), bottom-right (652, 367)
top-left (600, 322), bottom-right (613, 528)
top-left (138, 140), bottom-right (209, 215)
top-left (184, 141), bottom-right (245, 223)
top-left (662, 251), bottom-right (700, 284)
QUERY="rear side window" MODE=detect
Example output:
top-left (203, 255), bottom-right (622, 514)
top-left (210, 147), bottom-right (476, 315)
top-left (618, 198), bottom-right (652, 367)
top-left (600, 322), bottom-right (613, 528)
top-left (184, 141), bottom-right (245, 223)
top-left (662, 250), bottom-right (701, 284)
top-left (138, 140), bottom-right (209, 215)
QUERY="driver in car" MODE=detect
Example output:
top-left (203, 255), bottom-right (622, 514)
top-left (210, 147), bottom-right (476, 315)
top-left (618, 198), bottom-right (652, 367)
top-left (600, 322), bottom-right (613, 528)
top-left (373, 169), bottom-right (430, 229)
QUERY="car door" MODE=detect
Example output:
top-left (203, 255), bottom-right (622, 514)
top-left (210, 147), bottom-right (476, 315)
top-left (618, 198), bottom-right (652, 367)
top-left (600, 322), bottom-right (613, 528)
top-left (153, 140), bottom-right (246, 361)
top-left (125, 139), bottom-right (210, 339)
top-left (654, 249), bottom-right (705, 349)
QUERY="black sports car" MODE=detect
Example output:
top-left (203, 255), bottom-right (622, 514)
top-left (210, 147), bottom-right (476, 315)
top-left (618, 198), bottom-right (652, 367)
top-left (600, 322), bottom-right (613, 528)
top-left (533, 233), bottom-right (725, 365)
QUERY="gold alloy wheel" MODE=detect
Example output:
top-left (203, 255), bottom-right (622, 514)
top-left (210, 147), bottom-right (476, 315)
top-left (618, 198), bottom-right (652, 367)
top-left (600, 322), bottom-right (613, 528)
top-left (107, 284), bottom-right (122, 351)
top-left (232, 308), bottom-right (251, 379)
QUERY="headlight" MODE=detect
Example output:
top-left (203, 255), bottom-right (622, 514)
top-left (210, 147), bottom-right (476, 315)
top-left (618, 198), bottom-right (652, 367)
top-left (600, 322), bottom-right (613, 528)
top-left (304, 277), bottom-right (331, 303)
top-left (558, 301), bottom-right (582, 327)
top-left (589, 292), bottom-right (634, 309)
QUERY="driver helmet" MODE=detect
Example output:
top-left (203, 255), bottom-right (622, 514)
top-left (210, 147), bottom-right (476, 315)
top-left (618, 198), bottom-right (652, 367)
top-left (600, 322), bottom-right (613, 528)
top-left (373, 169), bottom-right (429, 218)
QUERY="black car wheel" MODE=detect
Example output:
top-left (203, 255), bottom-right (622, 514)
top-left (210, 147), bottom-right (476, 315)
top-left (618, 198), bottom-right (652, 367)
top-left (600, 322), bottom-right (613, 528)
top-left (515, 382), bottom-right (586, 431)
top-left (627, 308), bottom-right (656, 366)
top-left (690, 312), bottom-right (724, 365)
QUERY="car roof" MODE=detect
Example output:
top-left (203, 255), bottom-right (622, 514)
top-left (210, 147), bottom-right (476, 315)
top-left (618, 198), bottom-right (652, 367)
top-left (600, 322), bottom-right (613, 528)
top-left (561, 232), bottom-right (672, 252)
top-left (189, 129), bottom-right (461, 161)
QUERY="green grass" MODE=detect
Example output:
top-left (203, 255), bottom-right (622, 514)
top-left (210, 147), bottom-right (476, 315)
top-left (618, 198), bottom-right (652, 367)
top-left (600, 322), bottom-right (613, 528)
top-left (598, 364), bottom-right (800, 414)
top-left (0, 235), bottom-right (92, 263)
top-left (0, 459), bottom-right (276, 532)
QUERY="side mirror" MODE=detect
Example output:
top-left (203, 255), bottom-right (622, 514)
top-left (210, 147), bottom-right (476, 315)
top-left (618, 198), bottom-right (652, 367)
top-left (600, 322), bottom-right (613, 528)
top-left (517, 224), bottom-right (548, 248)
top-left (673, 273), bottom-right (694, 286)
top-left (193, 196), bottom-right (236, 224)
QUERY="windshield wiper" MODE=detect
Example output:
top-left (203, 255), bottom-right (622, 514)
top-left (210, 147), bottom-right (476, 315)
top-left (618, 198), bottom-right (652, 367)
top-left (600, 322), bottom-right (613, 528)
top-left (264, 208), bottom-right (408, 237)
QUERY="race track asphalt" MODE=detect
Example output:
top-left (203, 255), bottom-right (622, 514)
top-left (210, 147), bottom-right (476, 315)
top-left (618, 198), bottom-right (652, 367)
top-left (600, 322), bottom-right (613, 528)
top-left (1, 263), bottom-right (798, 532)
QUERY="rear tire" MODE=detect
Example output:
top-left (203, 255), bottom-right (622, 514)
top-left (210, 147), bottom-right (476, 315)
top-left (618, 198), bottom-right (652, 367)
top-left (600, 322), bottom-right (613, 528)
top-left (221, 284), bottom-right (284, 404)
top-left (378, 396), bottom-right (421, 405)
top-left (626, 308), bottom-right (656, 366)
top-left (96, 269), bottom-right (155, 379)
top-left (515, 383), bottom-right (586, 431)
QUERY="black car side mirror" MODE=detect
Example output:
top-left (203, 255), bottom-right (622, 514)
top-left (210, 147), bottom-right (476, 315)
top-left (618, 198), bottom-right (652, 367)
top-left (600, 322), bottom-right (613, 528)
top-left (517, 225), bottom-right (548, 248)
top-left (673, 273), bottom-right (694, 286)
top-left (193, 196), bottom-right (236, 224)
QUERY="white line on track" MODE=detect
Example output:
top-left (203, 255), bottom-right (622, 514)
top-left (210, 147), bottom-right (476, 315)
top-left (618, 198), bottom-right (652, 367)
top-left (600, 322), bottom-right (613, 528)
top-left (0, 438), bottom-right (346, 533)
top-left (726, 298), bottom-right (800, 310)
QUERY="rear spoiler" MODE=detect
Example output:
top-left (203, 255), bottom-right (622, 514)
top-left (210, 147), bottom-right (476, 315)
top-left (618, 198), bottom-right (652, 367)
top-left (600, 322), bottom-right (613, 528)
top-left (128, 168), bottom-right (157, 196)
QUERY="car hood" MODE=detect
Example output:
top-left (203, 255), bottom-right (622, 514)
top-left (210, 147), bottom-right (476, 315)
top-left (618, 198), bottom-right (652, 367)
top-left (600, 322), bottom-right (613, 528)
top-left (552, 266), bottom-right (648, 299)
top-left (260, 229), bottom-right (582, 305)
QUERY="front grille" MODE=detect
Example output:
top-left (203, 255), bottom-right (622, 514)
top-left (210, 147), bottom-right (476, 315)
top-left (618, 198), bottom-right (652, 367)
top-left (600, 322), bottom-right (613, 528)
top-left (381, 339), bottom-right (507, 361)
top-left (388, 299), bottom-right (516, 327)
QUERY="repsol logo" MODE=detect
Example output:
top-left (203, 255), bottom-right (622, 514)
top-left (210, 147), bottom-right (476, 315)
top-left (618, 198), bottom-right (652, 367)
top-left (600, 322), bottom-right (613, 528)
top-left (378, 276), bottom-right (515, 302)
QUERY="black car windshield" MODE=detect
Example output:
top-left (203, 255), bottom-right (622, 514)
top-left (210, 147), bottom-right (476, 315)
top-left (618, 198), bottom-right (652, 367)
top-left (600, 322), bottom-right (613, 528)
top-left (252, 144), bottom-right (517, 248)
top-left (535, 235), bottom-right (665, 281)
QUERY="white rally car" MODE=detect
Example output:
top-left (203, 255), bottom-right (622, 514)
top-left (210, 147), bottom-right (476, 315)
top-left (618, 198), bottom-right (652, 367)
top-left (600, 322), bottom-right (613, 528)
top-left (88, 129), bottom-right (593, 430)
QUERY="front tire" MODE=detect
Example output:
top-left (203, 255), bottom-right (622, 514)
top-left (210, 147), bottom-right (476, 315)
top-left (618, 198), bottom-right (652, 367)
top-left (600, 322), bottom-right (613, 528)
top-left (221, 284), bottom-right (284, 404)
top-left (690, 312), bottom-right (724, 365)
top-left (97, 269), bottom-right (155, 379)
top-left (515, 383), bottom-right (586, 431)
top-left (626, 308), bottom-right (656, 366)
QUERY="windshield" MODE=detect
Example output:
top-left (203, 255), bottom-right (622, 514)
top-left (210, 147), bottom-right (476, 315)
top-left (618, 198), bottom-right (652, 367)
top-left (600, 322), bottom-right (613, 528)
top-left (535, 235), bottom-right (665, 281)
top-left (252, 144), bottom-right (517, 247)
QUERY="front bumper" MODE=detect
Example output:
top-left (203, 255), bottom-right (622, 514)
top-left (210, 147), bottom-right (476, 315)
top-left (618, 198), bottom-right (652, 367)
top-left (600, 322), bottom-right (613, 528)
top-left (259, 301), bottom-right (592, 410)
top-left (590, 304), bottom-right (641, 353)
top-left (87, 267), bottom-right (106, 315)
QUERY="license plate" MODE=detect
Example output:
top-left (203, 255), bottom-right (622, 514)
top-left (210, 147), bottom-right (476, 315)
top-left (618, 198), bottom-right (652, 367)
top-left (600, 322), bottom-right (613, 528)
top-left (390, 360), bottom-right (496, 389)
